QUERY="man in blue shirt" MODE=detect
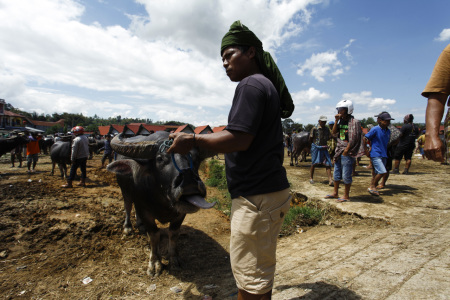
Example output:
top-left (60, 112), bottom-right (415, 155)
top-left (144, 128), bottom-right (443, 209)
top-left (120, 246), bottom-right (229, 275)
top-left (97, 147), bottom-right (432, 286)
top-left (364, 112), bottom-right (394, 196)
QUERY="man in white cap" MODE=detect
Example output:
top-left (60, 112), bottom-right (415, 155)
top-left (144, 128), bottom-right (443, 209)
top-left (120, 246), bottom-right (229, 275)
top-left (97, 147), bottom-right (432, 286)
top-left (309, 115), bottom-right (333, 185)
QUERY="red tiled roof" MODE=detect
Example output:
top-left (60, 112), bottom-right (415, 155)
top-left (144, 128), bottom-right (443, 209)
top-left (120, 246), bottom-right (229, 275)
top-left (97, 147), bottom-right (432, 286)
top-left (141, 124), bottom-right (166, 133)
top-left (4, 110), bottom-right (26, 118)
top-left (175, 124), bottom-right (189, 133)
top-left (111, 125), bottom-right (124, 133)
top-left (124, 124), bottom-right (140, 134)
top-left (30, 119), bottom-right (64, 127)
top-left (194, 125), bottom-right (212, 134)
top-left (212, 126), bottom-right (226, 133)
top-left (98, 126), bottom-right (110, 136)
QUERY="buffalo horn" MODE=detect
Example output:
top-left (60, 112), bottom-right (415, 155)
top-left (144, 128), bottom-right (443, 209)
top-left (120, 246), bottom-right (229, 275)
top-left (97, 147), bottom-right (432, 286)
top-left (110, 133), bottom-right (160, 159)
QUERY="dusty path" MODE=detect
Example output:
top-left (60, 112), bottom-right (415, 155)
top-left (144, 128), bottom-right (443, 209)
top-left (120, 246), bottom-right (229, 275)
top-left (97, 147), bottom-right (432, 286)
top-left (0, 152), bottom-right (448, 299)
top-left (275, 155), bottom-right (449, 299)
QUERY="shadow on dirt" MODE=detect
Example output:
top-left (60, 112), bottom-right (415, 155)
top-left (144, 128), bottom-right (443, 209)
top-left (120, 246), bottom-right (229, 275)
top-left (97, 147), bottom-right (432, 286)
top-left (377, 184), bottom-right (418, 196)
top-left (275, 281), bottom-right (362, 299)
top-left (154, 226), bottom-right (235, 298)
top-left (350, 194), bottom-right (384, 204)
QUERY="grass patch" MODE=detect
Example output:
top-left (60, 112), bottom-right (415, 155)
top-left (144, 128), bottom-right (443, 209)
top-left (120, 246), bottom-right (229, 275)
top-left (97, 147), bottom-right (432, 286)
top-left (205, 159), bottom-right (231, 216)
top-left (204, 159), bottom-right (325, 235)
top-left (280, 201), bottom-right (324, 236)
top-left (205, 159), bottom-right (228, 190)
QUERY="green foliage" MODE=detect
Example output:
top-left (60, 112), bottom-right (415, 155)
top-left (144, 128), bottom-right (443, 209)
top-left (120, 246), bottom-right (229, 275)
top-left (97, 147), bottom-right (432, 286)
top-left (282, 118), bottom-right (303, 133)
top-left (205, 159), bottom-right (231, 216)
top-left (304, 123), bottom-right (315, 133)
top-left (206, 159), bottom-right (228, 190)
top-left (208, 196), bottom-right (232, 217)
top-left (280, 203), bottom-right (324, 236)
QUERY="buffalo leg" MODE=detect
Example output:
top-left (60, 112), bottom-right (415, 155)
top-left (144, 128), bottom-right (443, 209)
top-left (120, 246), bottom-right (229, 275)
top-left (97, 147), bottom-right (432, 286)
top-left (123, 196), bottom-right (133, 235)
top-left (146, 222), bottom-right (162, 277)
top-left (51, 162), bottom-right (56, 176)
top-left (168, 214), bottom-right (186, 269)
top-left (58, 163), bottom-right (65, 178)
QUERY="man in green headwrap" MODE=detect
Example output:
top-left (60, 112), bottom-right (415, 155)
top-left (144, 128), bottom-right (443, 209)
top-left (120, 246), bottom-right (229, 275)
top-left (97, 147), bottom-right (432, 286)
top-left (168, 21), bottom-right (294, 299)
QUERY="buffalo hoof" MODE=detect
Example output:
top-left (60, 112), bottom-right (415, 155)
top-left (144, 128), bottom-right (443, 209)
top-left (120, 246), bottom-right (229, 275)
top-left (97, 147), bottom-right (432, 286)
top-left (170, 256), bottom-right (182, 270)
top-left (147, 260), bottom-right (163, 277)
top-left (123, 226), bottom-right (133, 236)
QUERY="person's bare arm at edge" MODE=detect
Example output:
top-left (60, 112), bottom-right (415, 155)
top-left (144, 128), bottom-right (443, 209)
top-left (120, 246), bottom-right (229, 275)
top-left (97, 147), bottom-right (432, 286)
top-left (424, 93), bottom-right (448, 162)
top-left (167, 130), bottom-right (254, 155)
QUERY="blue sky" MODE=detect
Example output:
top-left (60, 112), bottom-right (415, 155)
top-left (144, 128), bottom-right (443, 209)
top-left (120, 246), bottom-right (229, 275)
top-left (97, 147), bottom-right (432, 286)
top-left (0, 0), bottom-right (449, 127)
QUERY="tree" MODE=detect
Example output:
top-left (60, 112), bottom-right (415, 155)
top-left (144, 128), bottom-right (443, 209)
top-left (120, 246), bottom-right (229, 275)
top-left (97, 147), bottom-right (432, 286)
top-left (304, 124), bottom-right (314, 133)
top-left (282, 118), bottom-right (294, 133)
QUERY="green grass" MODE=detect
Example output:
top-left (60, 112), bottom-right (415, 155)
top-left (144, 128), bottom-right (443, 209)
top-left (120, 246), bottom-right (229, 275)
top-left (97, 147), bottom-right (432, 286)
top-left (205, 159), bottom-right (228, 190)
top-left (204, 159), bottom-right (324, 235)
top-left (280, 203), bottom-right (324, 236)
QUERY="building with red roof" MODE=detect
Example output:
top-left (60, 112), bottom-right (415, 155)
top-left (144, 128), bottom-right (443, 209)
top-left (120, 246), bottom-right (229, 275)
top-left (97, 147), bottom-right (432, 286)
top-left (194, 125), bottom-right (213, 134)
top-left (174, 124), bottom-right (194, 134)
top-left (123, 124), bottom-right (140, 137)
top-left (212, 126), bottom-right (226, 133)
top-left (137, 124), bottom-right (167, 135)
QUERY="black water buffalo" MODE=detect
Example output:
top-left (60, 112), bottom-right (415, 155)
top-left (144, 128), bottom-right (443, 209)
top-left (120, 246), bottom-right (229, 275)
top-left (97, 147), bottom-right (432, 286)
top-left (0, 135), bottom-right (29, 158)
top-left (290, 131), bottom-right (311, 166)
top-left (107, 131), bottom-right (214, 276)
top-left (50, 137), bottom-right (72, 178)
top-left (39, 136), bottom-right (54, 154)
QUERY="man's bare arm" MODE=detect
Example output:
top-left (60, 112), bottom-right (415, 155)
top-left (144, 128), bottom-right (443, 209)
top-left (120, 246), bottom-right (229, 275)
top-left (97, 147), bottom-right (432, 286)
top-left (424, 93), bottom-right (448, 162)
top-left (167, 130), bottom-right (254, 155)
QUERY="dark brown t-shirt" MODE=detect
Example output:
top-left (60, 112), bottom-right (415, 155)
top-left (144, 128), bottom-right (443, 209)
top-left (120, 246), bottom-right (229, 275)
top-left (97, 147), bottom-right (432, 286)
top-left (225, 74), bottom-right (289, 199)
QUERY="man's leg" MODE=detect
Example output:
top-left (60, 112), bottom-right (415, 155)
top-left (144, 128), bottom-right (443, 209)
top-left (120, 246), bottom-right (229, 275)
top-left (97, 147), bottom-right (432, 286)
top-left (77, 158), bottom-right (87, 186)
top-left (392, 159), bottom-right (400, 173)
top-left (404, 159), bottom-right (412, 174)
top-left (341, 156), bottom-right (355, 200)
top-left (230, 189), bottom-right (290, 298)
top-left (27, 155), bottom-right (32, 172)
top-left (343, 183), bottom-right (352, 200)
top-left (326, 167), bottom-right (332, 185)
top-left (309, 165), bottom-right (315, 183)
top-left (63, 160), bottom-right (78, 188)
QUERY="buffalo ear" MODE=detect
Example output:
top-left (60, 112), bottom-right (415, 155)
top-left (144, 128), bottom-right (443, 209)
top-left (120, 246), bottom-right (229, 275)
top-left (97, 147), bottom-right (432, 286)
top-left (107, 159), bottom-right (139, 176)
top-left (107, 159), bottom-right (151, 182)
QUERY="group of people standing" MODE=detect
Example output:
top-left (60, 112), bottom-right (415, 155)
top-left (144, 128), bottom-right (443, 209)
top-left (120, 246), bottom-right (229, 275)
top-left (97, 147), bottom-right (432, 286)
top-left (302, 104), bottom-right (429, 202)
top-left (9, 132), bottom-right (42, 172)
top-left (8, 126), bottom-right (115, 189)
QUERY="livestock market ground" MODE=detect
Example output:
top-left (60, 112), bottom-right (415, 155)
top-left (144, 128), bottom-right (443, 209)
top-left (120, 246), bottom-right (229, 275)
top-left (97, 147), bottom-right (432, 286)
top-left (0, 151), bottom-right (449, 299)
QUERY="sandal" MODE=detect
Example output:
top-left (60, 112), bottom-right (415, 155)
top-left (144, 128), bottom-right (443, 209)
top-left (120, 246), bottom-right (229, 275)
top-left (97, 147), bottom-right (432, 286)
top-left (336, 198), bottom-right (349, 202)
top-left (325, 194), bottom-right (339, 199)
top-left (368, 188), bottom-right (380, 196)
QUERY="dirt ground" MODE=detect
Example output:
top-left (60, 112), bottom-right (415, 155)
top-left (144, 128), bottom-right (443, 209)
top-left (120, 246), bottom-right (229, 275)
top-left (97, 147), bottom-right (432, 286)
top-left (0, 151), bottom-right (448, 299)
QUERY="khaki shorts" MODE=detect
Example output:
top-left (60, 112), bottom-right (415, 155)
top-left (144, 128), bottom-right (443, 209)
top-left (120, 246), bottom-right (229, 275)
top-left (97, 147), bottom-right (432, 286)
top-left (230, 188), bottom-right (291, 294)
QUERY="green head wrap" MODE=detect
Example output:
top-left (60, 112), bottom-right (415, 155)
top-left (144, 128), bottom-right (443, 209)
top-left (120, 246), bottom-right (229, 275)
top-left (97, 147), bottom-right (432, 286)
top-left (221, 20), bottom-right (295, 119)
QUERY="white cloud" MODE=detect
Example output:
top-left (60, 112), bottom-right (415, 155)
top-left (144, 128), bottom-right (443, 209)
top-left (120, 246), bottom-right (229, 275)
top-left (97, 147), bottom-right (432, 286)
top-left (297, 51), bottom-right (341, 82)
top-left (435, 28), bottom-right (450, 42)
top-left (0, 0), bottom-right (323, 125)
top-left (296, 39), bottom-right (356, 82)
top-left (292, 87), bottom-right (330, 104)
top-left (342, 91), bottom-right (396, 111)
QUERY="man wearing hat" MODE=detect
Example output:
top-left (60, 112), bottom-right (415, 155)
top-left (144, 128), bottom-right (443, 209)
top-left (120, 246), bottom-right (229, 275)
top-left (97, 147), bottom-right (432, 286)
top-left (363, 112), bottom-right (394, 195)
top-left (168, 21), bottom-right (294, 299)
top-left (309, 115), bottom-right (333, 185)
